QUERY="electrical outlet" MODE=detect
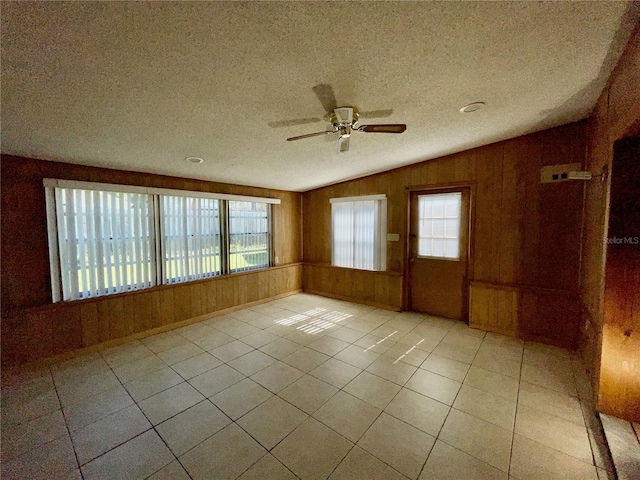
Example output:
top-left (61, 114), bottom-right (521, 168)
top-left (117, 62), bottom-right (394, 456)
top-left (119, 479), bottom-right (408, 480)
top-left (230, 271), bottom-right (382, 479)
top-left (540, 163), bottom-right (582, 183)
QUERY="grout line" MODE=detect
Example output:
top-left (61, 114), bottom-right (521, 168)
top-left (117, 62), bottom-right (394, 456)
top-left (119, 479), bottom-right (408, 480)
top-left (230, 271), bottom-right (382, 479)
top-left (507, 340), bottom-right (526, 477)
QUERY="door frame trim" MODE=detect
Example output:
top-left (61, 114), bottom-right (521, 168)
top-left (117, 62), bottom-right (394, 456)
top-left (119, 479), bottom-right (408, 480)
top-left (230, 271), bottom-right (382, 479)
top-left (403, 181), bottom-right (477, 319)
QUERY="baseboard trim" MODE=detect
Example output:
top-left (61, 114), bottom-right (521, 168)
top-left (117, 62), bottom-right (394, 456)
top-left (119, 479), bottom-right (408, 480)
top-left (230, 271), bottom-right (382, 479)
top-left (303, 289), bottom-right (401, 312)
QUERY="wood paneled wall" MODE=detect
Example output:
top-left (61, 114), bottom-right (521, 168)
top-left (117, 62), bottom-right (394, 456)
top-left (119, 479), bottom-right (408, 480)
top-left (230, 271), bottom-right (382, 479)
top-left (1, 155), bottom-right (302, 366)
top-left (580, 26), bottom-right (640, 421)
top-left (303, 122), bottom-right (586, 349)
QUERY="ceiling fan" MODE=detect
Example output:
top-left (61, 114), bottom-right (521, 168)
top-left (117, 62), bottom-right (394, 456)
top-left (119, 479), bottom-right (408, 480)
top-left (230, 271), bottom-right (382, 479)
top-left (286, 106), bottom-right (406, 153)
top-left (274, 84), bottom-right (406, 153)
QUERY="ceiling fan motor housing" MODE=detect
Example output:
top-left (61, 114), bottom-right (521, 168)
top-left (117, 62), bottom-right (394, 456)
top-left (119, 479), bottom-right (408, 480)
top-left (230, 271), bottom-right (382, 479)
top-left (332, 107), bottom-right (358, 126)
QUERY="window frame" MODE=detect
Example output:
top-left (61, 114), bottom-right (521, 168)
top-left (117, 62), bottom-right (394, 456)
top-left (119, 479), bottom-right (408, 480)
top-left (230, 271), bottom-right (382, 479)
top-left (330, 194), bottom-right (387, 271)
top-left (44, 179), bottom-right (280, 302)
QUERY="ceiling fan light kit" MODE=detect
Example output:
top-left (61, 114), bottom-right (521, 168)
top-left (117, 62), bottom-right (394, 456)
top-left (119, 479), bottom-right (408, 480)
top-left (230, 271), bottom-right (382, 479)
top-left (286, 103), bottom-right (406, 153)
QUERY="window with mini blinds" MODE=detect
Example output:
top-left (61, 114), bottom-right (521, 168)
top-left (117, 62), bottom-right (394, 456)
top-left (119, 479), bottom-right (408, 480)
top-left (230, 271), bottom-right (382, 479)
top-left (330, 195), bottom-right (387, 271)
top-left (45, 179), bottom-right (279, 302)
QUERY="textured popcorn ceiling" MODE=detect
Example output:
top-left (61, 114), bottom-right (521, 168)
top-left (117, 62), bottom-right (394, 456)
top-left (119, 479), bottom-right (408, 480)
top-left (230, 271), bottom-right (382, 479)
top-left (1, 2), bottom-right (638, 192)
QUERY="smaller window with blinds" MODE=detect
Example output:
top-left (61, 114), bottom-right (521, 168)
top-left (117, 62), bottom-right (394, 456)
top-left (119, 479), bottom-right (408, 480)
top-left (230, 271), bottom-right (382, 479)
top-left (417, 192), bottom-right (462, 259)
top-left (228, 200), bottom-right (270, 273)
top-left (331, 195), bottom-right (386, 271)
top-left (161, 195), bottom-right (221, 284)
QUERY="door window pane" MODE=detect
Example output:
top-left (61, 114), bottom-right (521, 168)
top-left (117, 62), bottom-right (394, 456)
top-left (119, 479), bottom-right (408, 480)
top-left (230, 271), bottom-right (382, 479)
top-left (417, 192), bottom-right (461, 259)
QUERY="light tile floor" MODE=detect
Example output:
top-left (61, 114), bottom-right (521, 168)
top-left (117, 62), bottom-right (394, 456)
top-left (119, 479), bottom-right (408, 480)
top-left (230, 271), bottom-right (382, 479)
top-left (1, 293), bottom-right (614, 480)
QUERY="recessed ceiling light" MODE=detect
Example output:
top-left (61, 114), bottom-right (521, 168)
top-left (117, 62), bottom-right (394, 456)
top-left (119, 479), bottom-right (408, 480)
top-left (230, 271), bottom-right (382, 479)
top-left (459, 102), bottom-right (486, 113)
top-left (185, 156), bottom-right (204, 164)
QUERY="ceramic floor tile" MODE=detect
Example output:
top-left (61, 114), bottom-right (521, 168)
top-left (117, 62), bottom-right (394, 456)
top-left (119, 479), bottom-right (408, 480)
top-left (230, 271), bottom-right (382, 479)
top-left (439, 409), bottom-right (512, 472)
top-left (238, 453), bottom-right (298, 480)
top-left (421, 354), bottom-right (470, 382)
top-left (81, 430), bottom-right (173, 480)
top-left (71, 404), bottom-right (151, 465)
top-left (188, 364), bottom-right (246, 397)
top-left (157, 343), bottom-right (205, 366)
top-left (250, 361), bottom-right (305, 393)
top-left (354, 333), bottom-right (398, 354)
top-left (329, 446), bottom-right (408, 480)
top-left (471, 348), bottom-right (522, 380)
top-left (111, 354), bottom-right (168, 384)
top-left (383, 343), bottom-right (431, 367)
top-left (440, 330), bottom-right (484, 350)
top-left (63, 385), bottom-right (134, 431)
top-left (419, 440), bottom-right (507, 480)
top-left (141, 332), bottom-right (191, 354)
top-left (1, 409), bottom-right (68, 461)
top-left (56, 370), bottom-right (121, 407)
top-left (307, 335), bottom-right (350, 356)
top-left (517, 381), bottom-right (584, 426)
top-left (282, 347), bottom-right (330, 372)
top-left (259, 338), bottom-right (304, 359)
top-left (242, 330), bottom-right (281, 348)
top-left (1, 388), bottom-right (61, 425)
top-left (520, 362), bottom-right (577, 397)
top-left (175, 322), bottom-right (218, 342)
top-left (384, 388), bottom-right (450, 437)
top-left (156, 400), bottom-right (230, 456)
top-left (101, 342), bottom-right (155, 369)
top-left (335, 345), bottom-right (381, 369)
top-left (211, 378), bottom-right (273, 420)
top-left (278, 374), bottom-right (339, 414)
top-left (405, 369), bottom-right (461, 405)
top-left (285, 329), bottom-right (327, 346)
top-left (1, 434), bottom-right (78, 480)
top-left (138, 382), bottom-right (205, 425)
top-left (309, 358), bottom-right (363, 389)
top-left (272, 417), bottom-right (353, 480)
top-left (147, 460), bottom-right (191, 479)
top-left (463, 366), bottom-right (519, 402)
top-left (344, 371), bottom-right (401, 409)
top-left (514, 404), bottom-right (592, 463)
top-left (124, 367), bottom-right (184, 402)
top-left (171, 352), bottom-right (223, 380)
top-left (192, 331), bottom-right (235, 351)
top-left (228, 350), bottom-right (278, 376)
top-left (327, 326), bottom-right (368, 343)
top-left (51, 354), bottom-right (109, 385)
top-left (210, 340), bottom-right (255, 362)
top-left (430, 342), bottom-right (478, 364)
top-left (218, 321), bottom-right (261, 339)
top-left (237, 396), bottom-right (308, 450)
top-left (313, 391), bottom-right (381, 443)
top-left (357, 412), bottom-right (435, 479)
top-left (510, 433), bottom-right (598, 480)
top-left (365, 355), bottom-right (418, 385)
top-left (453, 384), bottom-right (516, 431)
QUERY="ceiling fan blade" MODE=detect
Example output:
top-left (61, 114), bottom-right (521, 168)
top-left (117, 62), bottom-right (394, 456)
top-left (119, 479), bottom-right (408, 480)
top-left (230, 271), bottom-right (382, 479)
top-left (286, 130), bottom-right (336, 141)
top-left (358, 124), bottom-right (406, 134)
top-left (268, 118), bottom-right (322, 128)
top-left (338, 136), bottom-right (350, 153)
top-left (359, 109), bottom-right (393, 119)
top-left (312, 84), bottom-right (337, 114)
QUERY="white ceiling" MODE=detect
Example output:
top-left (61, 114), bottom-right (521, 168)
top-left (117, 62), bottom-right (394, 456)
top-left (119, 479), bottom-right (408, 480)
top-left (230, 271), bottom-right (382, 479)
top-left (2, 2), bottom-right (638, 192)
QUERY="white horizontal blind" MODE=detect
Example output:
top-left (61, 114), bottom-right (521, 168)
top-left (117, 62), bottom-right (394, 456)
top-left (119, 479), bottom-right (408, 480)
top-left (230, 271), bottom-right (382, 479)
top-left (228, 201), bottom-right (270, 273)
top-left (161, 196), bottom-right (221, 284)
top-left (331, 198), bottom-right (384, 270)
top-left (417, 192), bottom-right (461, 259)
top-left (55, 188), bottom-right (155, 300)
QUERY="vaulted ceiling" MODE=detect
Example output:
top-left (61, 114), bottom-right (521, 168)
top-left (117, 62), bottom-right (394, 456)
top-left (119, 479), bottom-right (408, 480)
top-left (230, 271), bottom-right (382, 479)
top-left (2, 1), bottom-right (638, 191)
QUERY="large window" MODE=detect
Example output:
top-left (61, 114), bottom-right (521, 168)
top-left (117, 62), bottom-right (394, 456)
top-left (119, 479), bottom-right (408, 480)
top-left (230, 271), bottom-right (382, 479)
top-left (45, 180), bottom-right (278, 302)
top-left (331, 195), bottom-right (386, 271)
top-left (417, 192), bottom-right (461, 259)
